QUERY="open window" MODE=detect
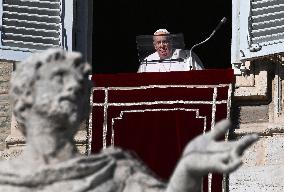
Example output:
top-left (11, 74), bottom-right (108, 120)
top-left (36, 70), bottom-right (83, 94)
top-left (0, 0), bottom-right (74, 61)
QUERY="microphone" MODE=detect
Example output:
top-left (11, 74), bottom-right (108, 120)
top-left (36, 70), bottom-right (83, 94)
top-left (189, 17), bottom-right (227, 70)
top-left (214, 17), bottom-right (227, 34)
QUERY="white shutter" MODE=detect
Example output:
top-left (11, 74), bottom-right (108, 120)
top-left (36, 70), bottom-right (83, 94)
top-left (234, 0), bottom-right (284, 61)
top-left (0, 0), bottom-right (73, 61)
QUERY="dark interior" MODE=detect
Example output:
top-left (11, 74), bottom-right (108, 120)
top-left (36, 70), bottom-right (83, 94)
top-left (92, 1), bottom-right (231, 74)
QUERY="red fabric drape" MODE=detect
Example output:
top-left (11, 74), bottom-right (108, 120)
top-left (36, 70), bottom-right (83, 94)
top-left (91, 69), bottom-right (233, 191)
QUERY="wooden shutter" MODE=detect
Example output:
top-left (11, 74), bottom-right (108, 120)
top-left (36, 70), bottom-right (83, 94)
top-left (0, 0), bottom-right (73, 61)
top-left (233, 0), bottom-right (284, 61)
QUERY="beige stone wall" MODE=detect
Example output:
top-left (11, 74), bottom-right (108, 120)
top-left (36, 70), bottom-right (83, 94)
top-left (230, 58), bottom-right (284, 192)
top-left (0, 61), bottom-right (13, 151)
top-left (230, 134), bottom-right (284, 192)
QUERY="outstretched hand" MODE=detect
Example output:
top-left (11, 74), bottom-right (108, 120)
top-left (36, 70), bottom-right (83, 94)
top-left (166, 119), bottom-right (258, 192)
top-left (181, 119), bottom-right (258, 175)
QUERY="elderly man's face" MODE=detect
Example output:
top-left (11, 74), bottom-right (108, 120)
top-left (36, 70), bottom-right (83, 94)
top-left (153, 34), bottom-right (172, 59)
top-left (34, 52), bottom-right (91, 128)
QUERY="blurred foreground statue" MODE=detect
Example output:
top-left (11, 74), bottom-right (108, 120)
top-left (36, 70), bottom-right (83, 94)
top-left (0, 49), bottom-right (258, 192)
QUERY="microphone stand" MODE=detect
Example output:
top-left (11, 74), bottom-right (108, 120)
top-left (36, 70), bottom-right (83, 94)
top-left (189, 17), bottom-right (227, 70)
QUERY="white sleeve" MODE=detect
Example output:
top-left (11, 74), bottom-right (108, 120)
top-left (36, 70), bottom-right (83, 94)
top-left (191, 51), bottom-right (204, 70)
top-left (184, 50), bottom-right (204, 70)
top-left (137, 63), bottom-right (145, 73)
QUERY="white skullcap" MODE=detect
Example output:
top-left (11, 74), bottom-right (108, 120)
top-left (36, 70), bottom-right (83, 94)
top-left (154, 29), bottom-right (170, 35)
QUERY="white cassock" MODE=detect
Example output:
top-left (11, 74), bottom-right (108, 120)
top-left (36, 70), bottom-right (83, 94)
top-left (138, 49), bottom-right (204, 73)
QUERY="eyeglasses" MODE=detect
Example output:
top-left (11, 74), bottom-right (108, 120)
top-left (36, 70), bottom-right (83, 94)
top-left (154, 40), bottom-right (169, 45)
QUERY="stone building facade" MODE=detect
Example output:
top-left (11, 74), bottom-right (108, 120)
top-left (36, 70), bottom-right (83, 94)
top-left (0, 0), bottom-right (283, 191)
top-left (0, 61), bottom-right (13, 157)
top-left (230, 59), bottom-right (284, 191)
top-left (0, 0), bottom-right (92, 158)
top-left (229, 0), bottom-right (284, 190)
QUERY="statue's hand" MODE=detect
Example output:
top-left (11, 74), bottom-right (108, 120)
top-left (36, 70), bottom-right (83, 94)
top-left (166, 119), bottom-right (258, 192)
top-left (180, 119), bottom-right (258, 176)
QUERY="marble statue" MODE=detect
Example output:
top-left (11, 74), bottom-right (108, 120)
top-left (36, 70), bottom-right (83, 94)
top-left (0, 49), bottom-right (258, 192)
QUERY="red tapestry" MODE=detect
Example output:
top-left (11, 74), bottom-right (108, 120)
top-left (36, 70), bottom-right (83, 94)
top-left (90, 69), bottom-right (233, 192)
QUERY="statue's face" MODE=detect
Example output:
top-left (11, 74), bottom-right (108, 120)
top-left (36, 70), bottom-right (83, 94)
top-left (33, 52), bottom-right (91, 129)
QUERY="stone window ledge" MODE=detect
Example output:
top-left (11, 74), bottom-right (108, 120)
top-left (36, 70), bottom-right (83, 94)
top-left (233, 122), bottom-right (284, 136)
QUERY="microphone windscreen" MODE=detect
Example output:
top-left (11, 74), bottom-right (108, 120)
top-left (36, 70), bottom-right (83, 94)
top-left (221, 17), bottom-right (227, 24)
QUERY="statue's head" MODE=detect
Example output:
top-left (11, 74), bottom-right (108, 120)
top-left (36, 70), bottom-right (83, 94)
top-left (10, 49), bottom-right (92, 135)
